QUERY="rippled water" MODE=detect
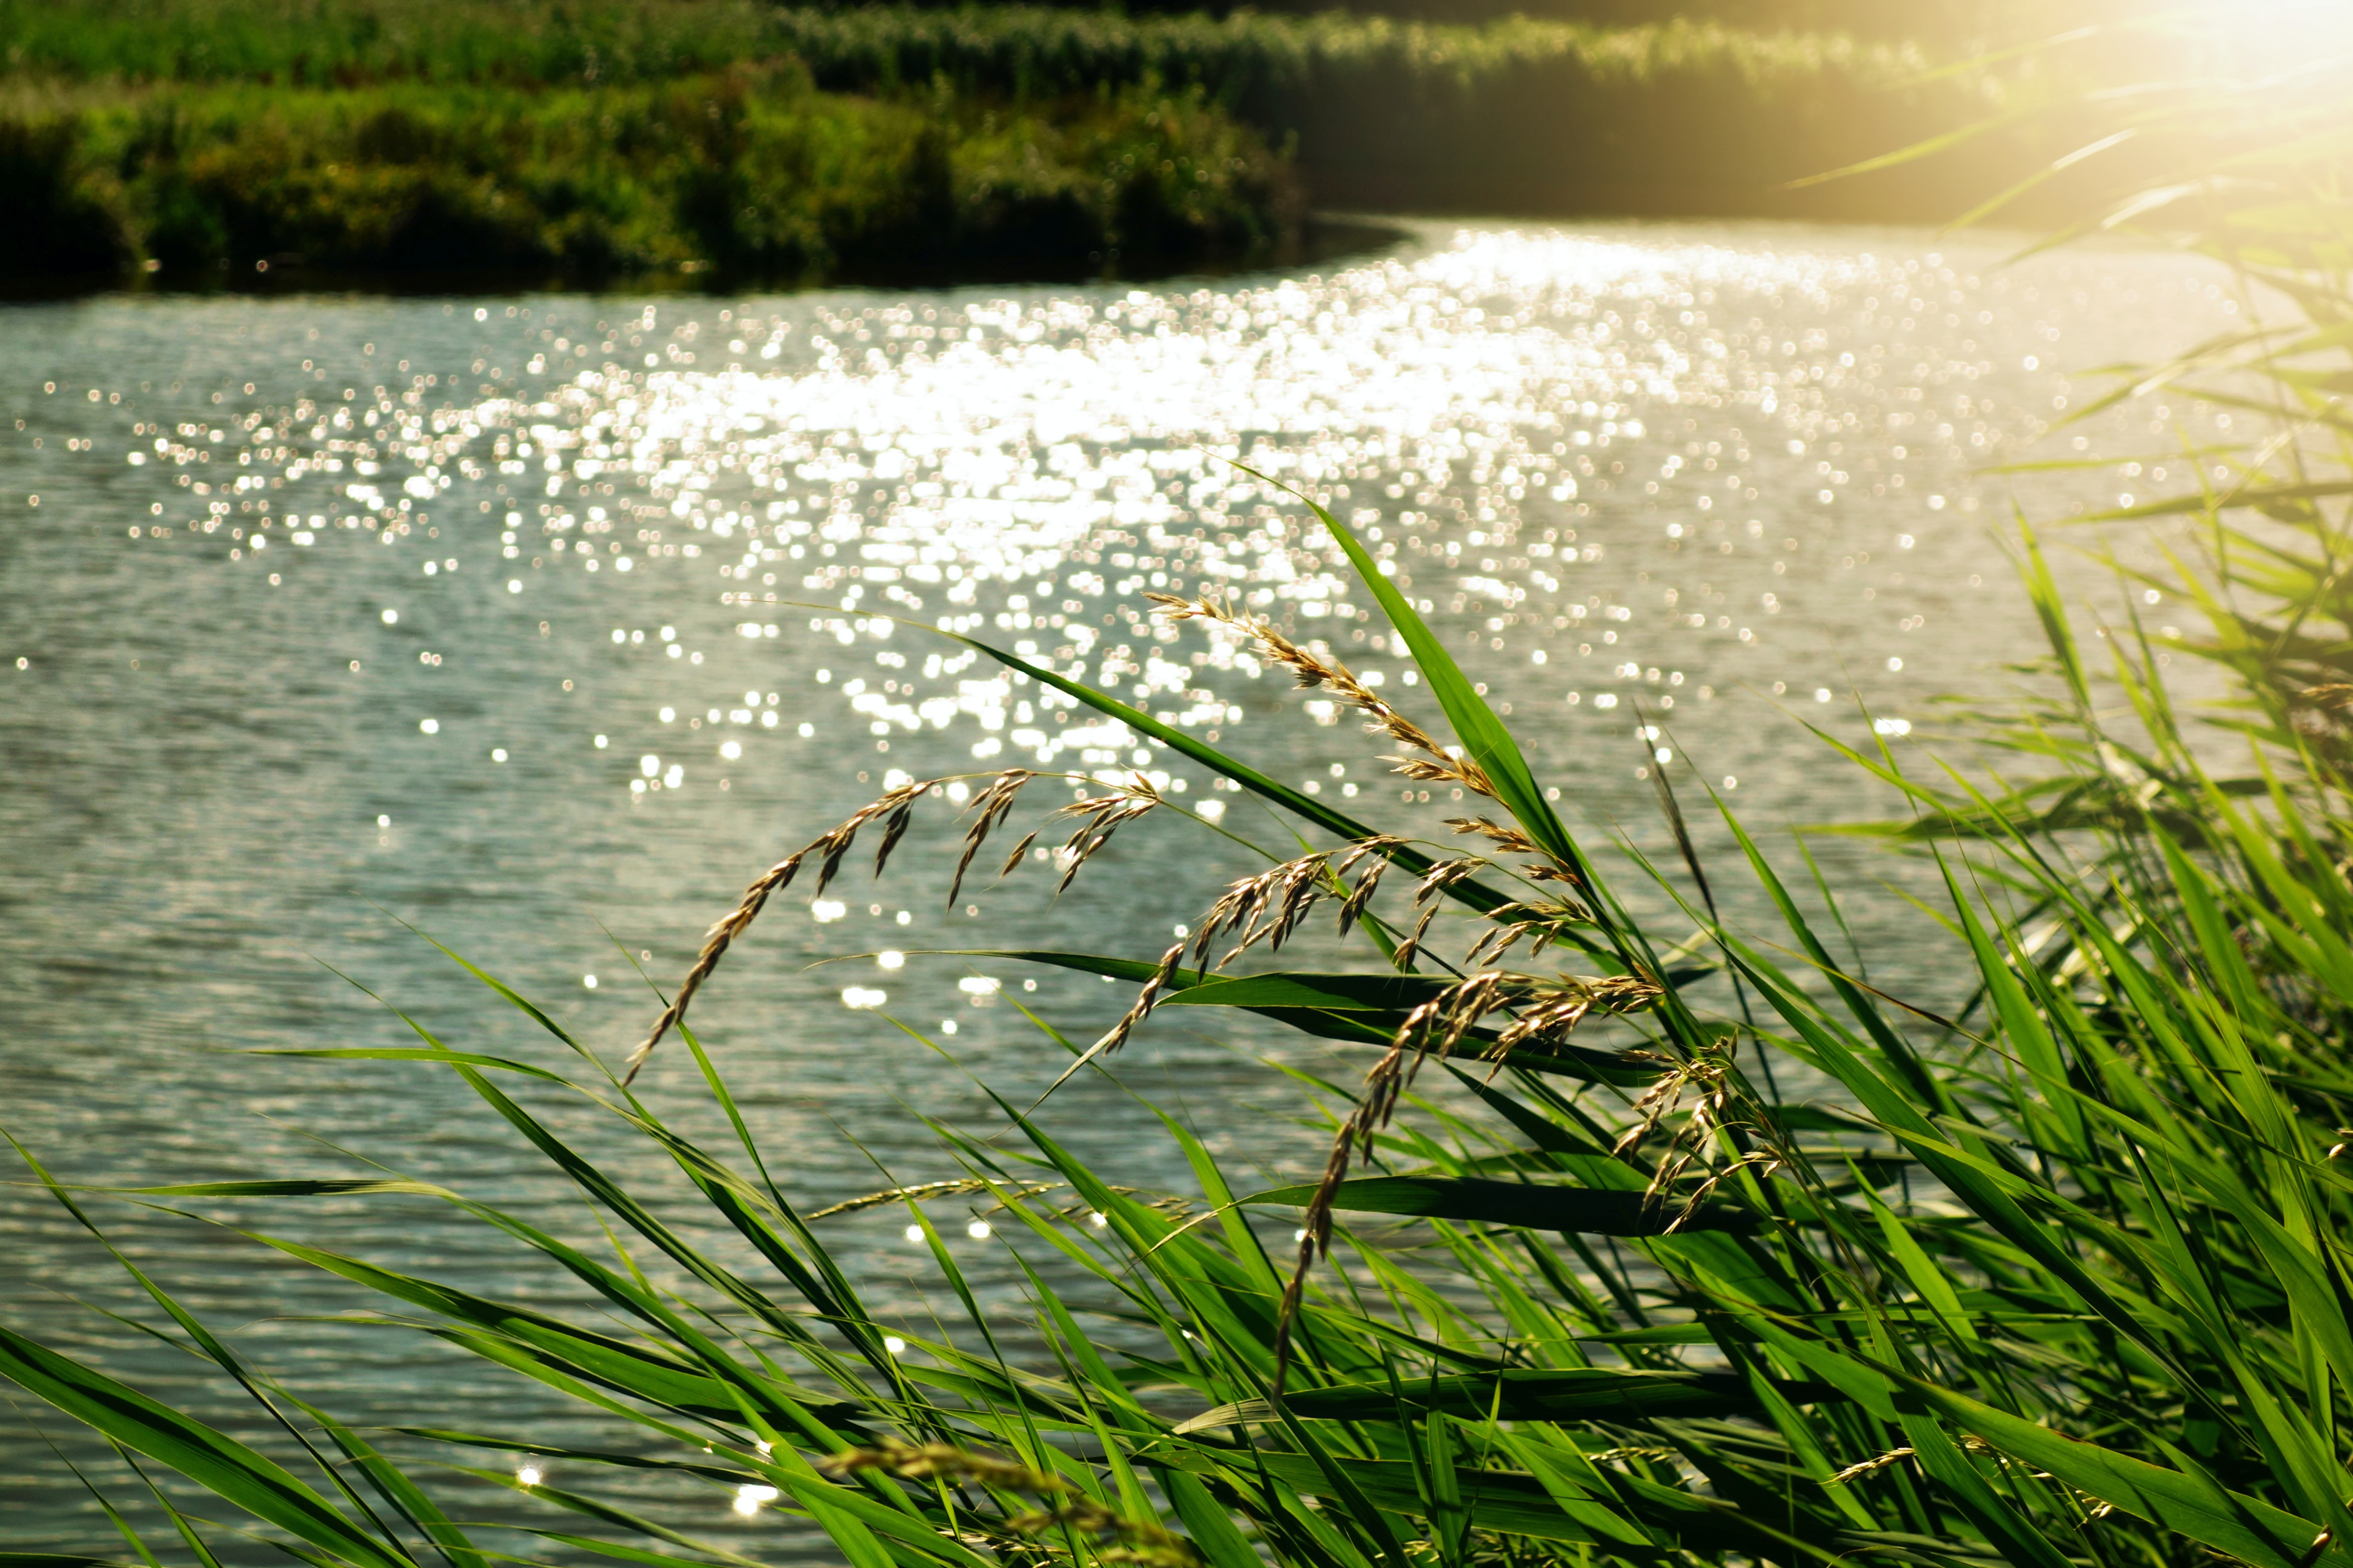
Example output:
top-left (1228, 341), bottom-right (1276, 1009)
top-left (0, 219), bottom-right (2230, 1553)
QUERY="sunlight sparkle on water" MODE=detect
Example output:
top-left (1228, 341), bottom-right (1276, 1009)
top-left (36, 223), bottom-right (2237, 810)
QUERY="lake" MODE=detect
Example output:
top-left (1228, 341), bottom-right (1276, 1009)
top-left (0, 218), bottom-right (2229, 1555)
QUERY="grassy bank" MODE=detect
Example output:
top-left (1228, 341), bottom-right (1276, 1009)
top-left (0, 0), bottom-right (2021, 231)
top-left (0, 71), bottom-right (1297, 284)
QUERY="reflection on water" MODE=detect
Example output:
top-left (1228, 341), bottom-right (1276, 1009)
top-left (0, 220), bottom-right (2227, 1553)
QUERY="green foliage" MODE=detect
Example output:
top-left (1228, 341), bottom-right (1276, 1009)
top-left (0, 0), bottom-right (2020, 221)
top-left (0, 117), bottom-right (134, 276)
top-left (0, 72), bottom-right (1294, 282)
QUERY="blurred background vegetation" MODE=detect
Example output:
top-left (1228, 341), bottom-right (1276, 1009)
top-left (0, 0), bottom-right (2170, 287)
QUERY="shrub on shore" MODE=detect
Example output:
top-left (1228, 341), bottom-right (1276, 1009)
top-left (0, 72), bottom-right (1297, 284)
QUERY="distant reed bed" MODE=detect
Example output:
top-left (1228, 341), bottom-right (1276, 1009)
top-left (0, 0), bottom-right (1926, 91)
top-left (767, 5), bottom-right (1934, 100)
top-left (0, 0), bottom-right (2007, 220)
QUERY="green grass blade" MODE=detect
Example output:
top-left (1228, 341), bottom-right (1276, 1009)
top-left (0, 1325), bottom-right (414, 1568)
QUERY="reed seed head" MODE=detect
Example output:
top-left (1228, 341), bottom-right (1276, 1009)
top-left (1150, 591), bottom-right (1496, 798)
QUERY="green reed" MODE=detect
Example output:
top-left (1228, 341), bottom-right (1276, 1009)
top-left (9, 22), bottom-right (2353, 1568)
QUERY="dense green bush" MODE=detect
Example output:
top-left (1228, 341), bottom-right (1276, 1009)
top-left (0, 72), bottom-right (1296, 283)
top-left (0, 116), bottom-right (134, 276)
